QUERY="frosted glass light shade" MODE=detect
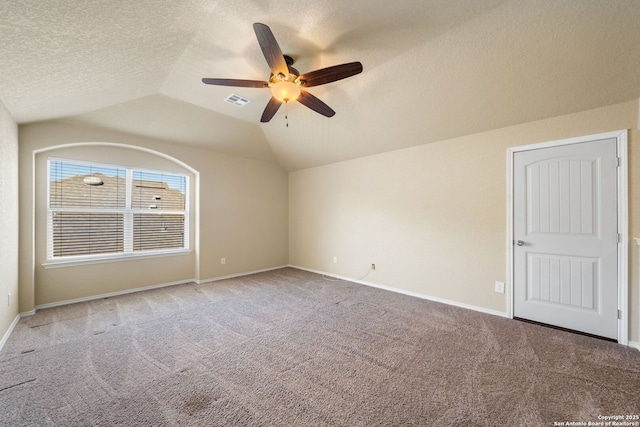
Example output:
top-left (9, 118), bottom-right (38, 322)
top-left (270, 81), bottom-right (301, 102)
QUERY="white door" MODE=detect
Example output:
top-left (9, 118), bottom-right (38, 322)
top-left (513, 138), bottom-right (619, 340)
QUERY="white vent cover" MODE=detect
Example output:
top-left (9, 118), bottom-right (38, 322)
top-left (224, 94), bottom-right (251, 107)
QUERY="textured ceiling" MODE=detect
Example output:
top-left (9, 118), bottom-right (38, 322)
top-left (2, 0), bottom-right (640, 170)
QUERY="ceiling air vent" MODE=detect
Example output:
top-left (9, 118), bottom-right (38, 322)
top-left (224, 94), bottom-right (251, 107)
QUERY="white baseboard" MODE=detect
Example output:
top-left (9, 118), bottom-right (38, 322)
top-left (33, 278), bottom-right (197, 312)
top-left (0, 265), bottom-right (289, 350)
top-left (28, 265), bottom-right (290, 312)
top-left (0, 314), bottom-right (21, 353)
top-left (196, 265), bottom-right (290, 285)
top-left (289, 265), bottom-right (509, 319)
top-left (289, 266), bottom-right (640, 351)
top-left (9, 264), bottom-right (638, 353)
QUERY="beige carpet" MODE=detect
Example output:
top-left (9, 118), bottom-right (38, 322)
top-left (1, 267), bottom-right (639, 426)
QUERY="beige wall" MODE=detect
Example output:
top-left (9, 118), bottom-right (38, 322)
top-left (0, 100), bottom-right (19, 342)
top-left (19, 120), bottom-right (288, 311)
top-left (289, 99), bottom-right (640, 343)
top-left (8, 99), bottom-right (639, 346)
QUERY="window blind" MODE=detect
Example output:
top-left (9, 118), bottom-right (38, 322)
top-left (48, 159), bottom-right (188, 261)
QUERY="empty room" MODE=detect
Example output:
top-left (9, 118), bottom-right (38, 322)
top-left (1, 1), bottom-right (639, 425)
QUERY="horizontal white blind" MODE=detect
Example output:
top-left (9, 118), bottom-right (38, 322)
top-left (51, 212), bottom-right (124, 257)
top-left (48, 159), bottom-right (188, 261)
top-left (132, 171), bottom-right (186, 211)
top-left (49, 162), bottom-right (126, 209)
top-left (133, 214), bottom-right (185, 251)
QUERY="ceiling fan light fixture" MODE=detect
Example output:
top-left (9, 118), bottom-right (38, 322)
top-left (270, 80), bottom-right (301, 103)
top-left (202, 23), bottom-right (362, 122)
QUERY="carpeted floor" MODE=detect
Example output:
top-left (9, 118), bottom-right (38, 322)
top-left (1, 267), bottom-right (639, 426)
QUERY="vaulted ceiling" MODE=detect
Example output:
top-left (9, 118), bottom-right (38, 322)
top-left (2, 0), bottom-right (640, 170)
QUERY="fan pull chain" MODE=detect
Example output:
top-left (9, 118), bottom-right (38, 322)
top-left (285, 102), bottom-right (289, 128)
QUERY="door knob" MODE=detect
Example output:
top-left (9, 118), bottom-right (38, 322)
top-left (516, 240), bottom-right (525, 246)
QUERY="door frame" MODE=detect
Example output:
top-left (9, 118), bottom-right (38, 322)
top-left (507, 130), bottom-right (629, 345)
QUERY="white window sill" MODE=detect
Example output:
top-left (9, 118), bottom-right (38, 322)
top-left (42, 249), bottom-right (191, 269)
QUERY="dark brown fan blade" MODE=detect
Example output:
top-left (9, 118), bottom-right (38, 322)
top-left (297, 90), bottom-right (335, 117)
top-left (202, 78), bottom-right (269, 88)
top-left (261, 97), bottom-right (283, 122)
top-left (298, 62), bottom-right (363, 87)
top-left (253, 23), bottom-right (289, 77)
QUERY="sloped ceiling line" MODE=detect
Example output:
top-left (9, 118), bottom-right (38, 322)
top-left (2, 0), bottom-right (640, 171)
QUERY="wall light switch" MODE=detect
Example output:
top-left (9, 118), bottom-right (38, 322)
top-left (495, 281), bottom-right (505, 293)
top-left (333, 256), bottom-right (337, 264)
top-left (221, 258), bottom-right (226, 265)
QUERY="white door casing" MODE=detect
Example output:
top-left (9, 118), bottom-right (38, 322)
top-left (509, 131), bottom-right (628, 343)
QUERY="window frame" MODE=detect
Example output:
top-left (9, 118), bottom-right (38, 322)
top-left (45, 157), bottom-right (190, 267)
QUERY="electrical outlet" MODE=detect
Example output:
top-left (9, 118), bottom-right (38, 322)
top-left (333, 256), bottom-right (337, 264)
top-left (495, 281), bottom-right (505, 293)
top-left (371, 263), bottom-right (376, 270)
top-left (221, 258), bottom-right (226, 265)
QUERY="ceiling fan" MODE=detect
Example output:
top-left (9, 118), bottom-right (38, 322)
top-left (202, 23), bottom-right (363, 123)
